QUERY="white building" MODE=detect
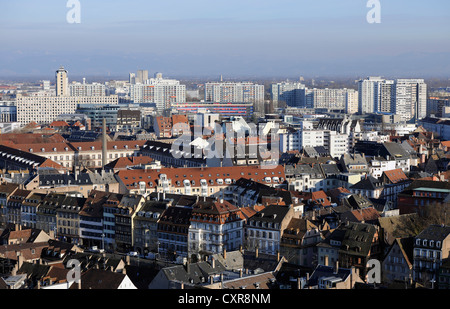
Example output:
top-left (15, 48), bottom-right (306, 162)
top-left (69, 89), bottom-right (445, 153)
top-left (70, 80), bottom-right (106, 97)
top-left (358, 76), bottom-right (387, 114)
top-left (393, 79), bottom-right (427, 122)
top-left (205, 82), bottom-right (264, 114)
top-left (130, 74), bottom-right (186, 112)
top-left (326, 131), bottom-right (349, 159)
top-left (16, 94), bottom-right (119, 125)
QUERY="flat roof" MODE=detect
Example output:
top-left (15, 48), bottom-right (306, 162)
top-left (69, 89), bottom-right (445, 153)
top-left (413, 187), bottom-right (450, 193)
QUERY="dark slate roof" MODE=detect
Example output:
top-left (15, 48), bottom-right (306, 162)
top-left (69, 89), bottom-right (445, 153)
top-left (148, 192), bottom-right (198, 208)
top-left (162, 260), bottom-right (226, 285)
top-left (285, 164), bottom-right (323, 178)
top-left (382, 142), bottom-right (411, 160)
top-left (416, 224), bottom-right (450, 244)
top-left (350, 176), bottom-right (384, 191)
top-left (69, 268), bottom-right (127, 289)
top-left (17, 262), bottom-right (51, 281)
top-left (248, 205), bottom-right (291, 225)
top-left (0, 145), bottom-right (48, 166)
top-left (343, 194), bottom-right (374, 210)
top-left (339, 222), bottom-right (376, 257)
top-left (243, 252), bottom-right (280, 273)
top-left (320, 164), bottom-right (341, 176)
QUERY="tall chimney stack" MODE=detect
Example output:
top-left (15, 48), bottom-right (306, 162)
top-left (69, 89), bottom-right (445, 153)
top-left (102, 118), bottom-right (107, 168)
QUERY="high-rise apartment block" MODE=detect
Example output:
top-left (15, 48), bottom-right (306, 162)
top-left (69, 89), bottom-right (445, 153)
top-left (270, 81), bottom-right (306, 108)
top-left (130, 74), bottom-right (186, 112)
top-left (56, 66), bottom-right (69, 97)
top-left (358, 77), bottom-right (427, 122)
top-left (205, 82), bottom-right (265, 115)
top-left (393, 79), bottom-right (427, 122)
top-left (69, 80), bottom-right (106, 97)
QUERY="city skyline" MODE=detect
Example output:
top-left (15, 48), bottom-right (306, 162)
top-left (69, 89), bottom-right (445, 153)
top-left (1, 0), bottom-right (450, 78)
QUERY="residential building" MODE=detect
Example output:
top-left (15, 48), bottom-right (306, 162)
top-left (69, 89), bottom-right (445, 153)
top-left (6, 189), bottom-right (31, 226)
top-left (382, 237), bottom-right (414, 285)
top-left (36, 193), bottom-right (66, 235)
top-left (337, 221), bottom-right (381, 278)
top-left (188, 198), bottom-right (244, 260)
top-left (244, 205), bottom-right (296, 256)
top-left (413, 225), bottom-right (450, 287)
top-left (306, 264), bottom-right (363, 289)
top-left (204, 82), bottom-right (264, 115)
top-left (157, 205), bottom-right (192, 261)
top-left (130, 74), bottom-right (186, 112)
top-left (56, 66), bottom-right (69, 97)
top-left (280, 218), bottom-right (323, 267)
top-left (16, 94), bottom-right (119, 125)
top-left (133, 199), bottom-right (167, 256)
top-left (114, 194), bottom-right (145, 253)
top-left (21, 193), bottom-right (46, 229)
top-left (69, 81), bottom-right (106, 97)
top-left (116, 165), bottom-right (286, 197)
top-left (55, 195), bottom-right (85, 245)
top-left (393, 79), bottom-right (427, 122)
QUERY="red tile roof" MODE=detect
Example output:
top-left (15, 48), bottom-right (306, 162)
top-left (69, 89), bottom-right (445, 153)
top-left (49, 121), bottom-right (69, 127)
top-left (383, 168), bottom-right (409, 184)
top-left (117, 165), bottom-right (286, 191)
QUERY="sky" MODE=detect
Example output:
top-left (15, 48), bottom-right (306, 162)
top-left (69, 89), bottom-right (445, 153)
top-left (1, 0), bottom-right (450, 79)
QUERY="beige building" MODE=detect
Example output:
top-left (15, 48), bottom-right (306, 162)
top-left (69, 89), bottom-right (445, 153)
top-left (11, 140), bottom-right (146, 169)
top-left (56, 66), bottom-right (69, 97)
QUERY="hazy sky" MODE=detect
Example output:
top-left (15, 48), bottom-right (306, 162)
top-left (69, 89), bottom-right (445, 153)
top-left (1, 0), bottom-right (450, 79)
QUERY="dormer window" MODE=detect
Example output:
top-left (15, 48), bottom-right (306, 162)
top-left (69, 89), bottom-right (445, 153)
top-left (436, 241), bottom-right (441, 248)
top-left (416, 239), bottom-right (421, 245)
top-left (423, 240), bottom-right (427, 246)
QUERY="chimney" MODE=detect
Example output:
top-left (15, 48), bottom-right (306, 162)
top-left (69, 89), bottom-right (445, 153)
top-left (277, 251), bottom-right (280, 262)
top-left (334, 261), bottom-right (339, 274)
top-left (255, 247), bottom-right (259, 259)
top-left (223, 249), bottom-right (227, 260)
top-left (324, 255), bottom-right (329, 266)
top-left (102, 118), bottom-right (108, 168)
top-left (211, 257), bottom-right (215, 269)
top-left (239, 269), bottom-right (243, 278)
top-left (297, 277), bottom-right (302, 290)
